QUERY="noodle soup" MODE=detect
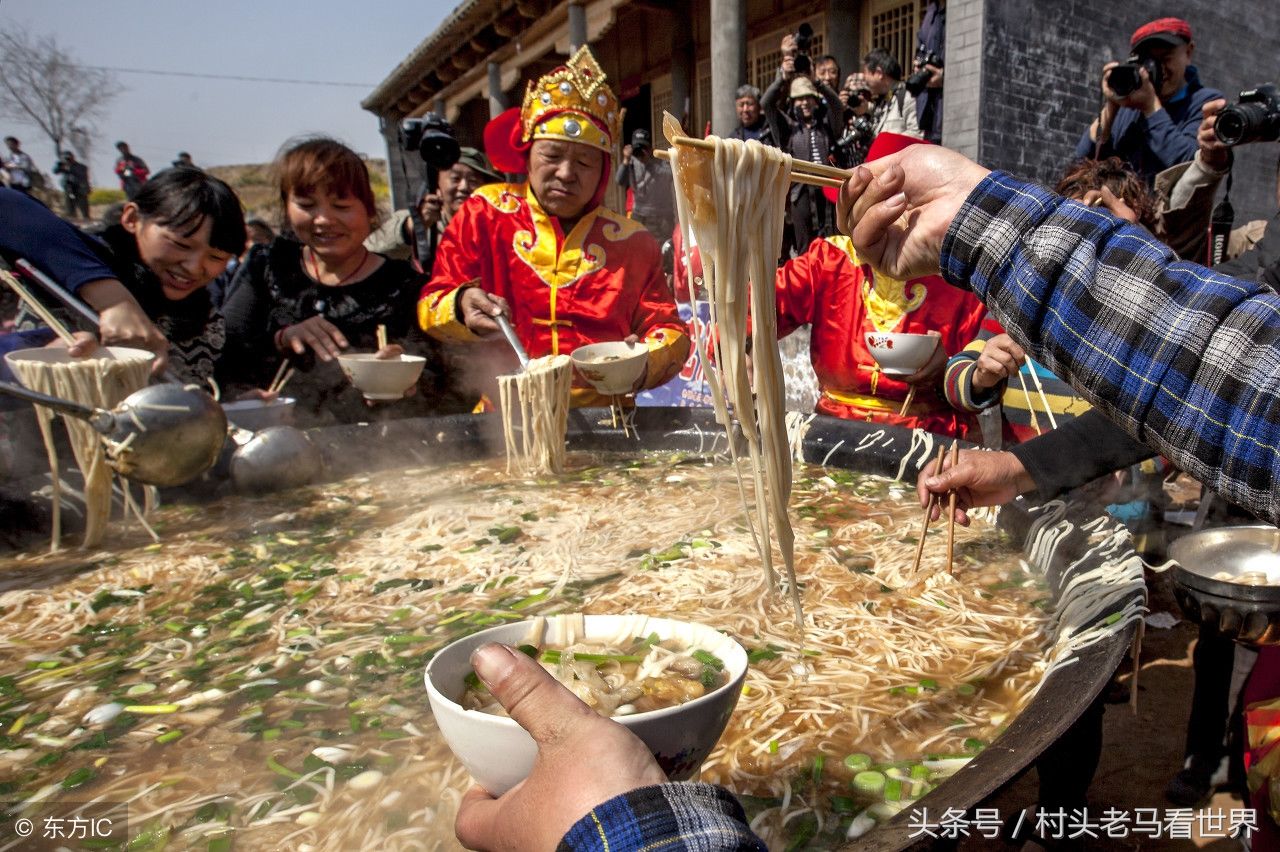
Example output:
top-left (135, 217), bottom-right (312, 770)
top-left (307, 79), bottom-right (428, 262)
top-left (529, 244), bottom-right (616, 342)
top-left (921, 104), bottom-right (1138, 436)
top-left (0, 453), bottom-right (1056, 850)
top-left (461, 630), bottom-right (730, 717)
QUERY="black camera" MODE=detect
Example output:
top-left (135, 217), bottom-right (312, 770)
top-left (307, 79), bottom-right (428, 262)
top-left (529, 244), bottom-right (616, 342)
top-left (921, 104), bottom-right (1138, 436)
top-left (905, 47), bottom-right (943, 97)
top-left (834, 115), bottom-right (875, 166)
top-left (1107, 54), bottom-right (1162, 99)
top-left (400, 114), bottom-right (461, 171)
top-left (1215, 84), bottom-right (1280, 146)
top-left (792, 22), bottom-right (815, 77)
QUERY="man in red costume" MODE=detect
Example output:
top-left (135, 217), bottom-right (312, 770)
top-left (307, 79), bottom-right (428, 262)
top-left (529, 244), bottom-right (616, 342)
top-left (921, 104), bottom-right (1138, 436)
top-left (418, 47), bottom-right (689, 407)
top-left (776, 133), bottom-right (986, 438)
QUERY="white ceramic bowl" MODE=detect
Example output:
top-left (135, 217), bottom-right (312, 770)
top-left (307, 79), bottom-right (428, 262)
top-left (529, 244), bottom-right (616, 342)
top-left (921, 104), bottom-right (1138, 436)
top-left (221, 397), bottom-right (296, 432)
top-left (425, 614), bottom-right (748, 796)
top-left (336, 353), bottom-right (425, 400)
top-left (864, 332), bottom-right (938, 377)
top-left (4, 345), bottom-right (155, 376)
top-left (570, 341), bottom-right (648, 396)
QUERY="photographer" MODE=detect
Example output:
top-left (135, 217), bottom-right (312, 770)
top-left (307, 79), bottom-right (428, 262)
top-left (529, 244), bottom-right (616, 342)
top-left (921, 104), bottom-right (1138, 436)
top-left (911, 0), bottom-right (945, 143)
top-left (862, 48), bottom-right (923, 139)
top-left (833, 74), bottom-right (875, 168)
top-left (52, 150), bottom-right (91, 220)
top-left (1077, 17), bottom-right (1222, 185)
top-left (114, 141), bottom-right (150, 199)
top-left (729, 85), bottom-right (773, 146)
top-left (762, 30), bottom-right (843, 250)
top-left (365, 146), bottom-right (499, 273)
top-left (615, 128), bottom-right (676, 243)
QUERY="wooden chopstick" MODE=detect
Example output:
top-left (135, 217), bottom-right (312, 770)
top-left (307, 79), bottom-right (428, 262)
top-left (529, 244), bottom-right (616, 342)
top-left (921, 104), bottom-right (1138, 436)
top-left (1, 270), bottom-right (77, 345)
top-left (654, 148), bottom-right (846, 190)
top-left (376, 323), bottom-right (388, 351)
top-left (910, 445), bottom-right (948, 574)
top-left (272, 367), bottom-right (296, 396)
top-left (1015, 369), bottom-right (1043, 436)
top-left (668, 134), bottom-right (852, 181)
top-left (945, 441), bottom-right (959, 575)
top-left (898, 386), bottom-right (916, 417)
top-left (267, 359), bottom-right (290, 395)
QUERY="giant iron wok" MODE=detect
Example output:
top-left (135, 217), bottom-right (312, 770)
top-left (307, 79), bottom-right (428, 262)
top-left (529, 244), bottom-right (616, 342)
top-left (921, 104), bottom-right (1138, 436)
top-left (299, 406), bottom-right (1141, 852)
top-left (0, 406), bottom-right (1140, 848)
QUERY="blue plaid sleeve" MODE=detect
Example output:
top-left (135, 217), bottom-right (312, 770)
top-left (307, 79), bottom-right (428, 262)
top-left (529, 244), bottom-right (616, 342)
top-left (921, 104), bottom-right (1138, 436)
top-left (941, 171), bottom-right (1280, 524)
top-left (558, 783), bottom-right (766, 852)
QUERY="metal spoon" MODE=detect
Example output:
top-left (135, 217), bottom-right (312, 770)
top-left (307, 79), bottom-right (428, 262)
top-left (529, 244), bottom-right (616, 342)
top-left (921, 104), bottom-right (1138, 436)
top-left (494, 312), bottom-right (530, 369)
top-left (0, 380), bottom-right (227, 487)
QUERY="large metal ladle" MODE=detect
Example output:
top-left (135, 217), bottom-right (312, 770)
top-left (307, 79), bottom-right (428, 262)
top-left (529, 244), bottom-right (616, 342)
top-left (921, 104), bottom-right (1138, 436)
top-left (0, 380), bottom-right (227, 486)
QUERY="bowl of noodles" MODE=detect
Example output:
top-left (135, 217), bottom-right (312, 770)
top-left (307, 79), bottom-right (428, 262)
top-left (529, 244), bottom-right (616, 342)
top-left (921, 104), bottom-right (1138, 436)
top-left (425, 613), bottom-right (748, 795)
top-left (570, 341), bottom-right (648, 395)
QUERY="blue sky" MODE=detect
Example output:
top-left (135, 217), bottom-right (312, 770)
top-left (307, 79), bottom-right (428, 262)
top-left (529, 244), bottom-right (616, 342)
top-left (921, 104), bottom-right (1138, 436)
top-left (0, 0), bottom-right (457, 186)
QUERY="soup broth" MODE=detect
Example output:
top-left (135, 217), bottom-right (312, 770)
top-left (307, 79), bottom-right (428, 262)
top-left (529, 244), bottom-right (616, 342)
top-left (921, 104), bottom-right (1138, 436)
top-left (0, 453), bottom-right (1052, 849)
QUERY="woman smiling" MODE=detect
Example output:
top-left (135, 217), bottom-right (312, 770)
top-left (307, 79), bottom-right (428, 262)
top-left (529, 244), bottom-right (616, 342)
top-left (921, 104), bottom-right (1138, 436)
top-left (220, 137), bottom-right (461, 425)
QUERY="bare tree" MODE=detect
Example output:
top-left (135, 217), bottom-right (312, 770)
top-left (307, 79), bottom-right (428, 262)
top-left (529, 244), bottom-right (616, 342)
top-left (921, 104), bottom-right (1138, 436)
top-left (0, 29), bottom-right (119, 159)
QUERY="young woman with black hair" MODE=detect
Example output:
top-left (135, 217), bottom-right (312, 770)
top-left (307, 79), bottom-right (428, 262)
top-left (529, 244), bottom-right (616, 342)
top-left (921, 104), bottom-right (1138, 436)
top-left (92, 167), bottom-right (246, 384)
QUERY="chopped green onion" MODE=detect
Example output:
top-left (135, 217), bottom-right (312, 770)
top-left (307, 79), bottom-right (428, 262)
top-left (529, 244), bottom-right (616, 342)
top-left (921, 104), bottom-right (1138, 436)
top-left (123, 704), bottom-right (180, 715)
top-left (61, 766), bottom-right (95, 789)
top-left (811, 753), bottom-right (825, 784)
top-left (843, 753), bottom-right (872, 772)
top-left (884, 778), bottom-right (903, 802)
top-left (155, 729), bottom-right (184, 744)
top-left (852, 770), bottom-right (885, 795)
top-left (768, 739), bottom-right (779, 754)
top-left (955, 683), bottom-right (977, 696)
top-left (691, 650), bottom-right (724, 670)
top-left (266, 755), bottom-right (301, 780)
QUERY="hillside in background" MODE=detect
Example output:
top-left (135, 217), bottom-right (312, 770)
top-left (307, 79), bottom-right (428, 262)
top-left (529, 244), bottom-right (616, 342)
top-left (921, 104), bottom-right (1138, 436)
top-left (205, 159), bottom-right (393, 226)
top-left (67, 158), bottom-right (394, 227)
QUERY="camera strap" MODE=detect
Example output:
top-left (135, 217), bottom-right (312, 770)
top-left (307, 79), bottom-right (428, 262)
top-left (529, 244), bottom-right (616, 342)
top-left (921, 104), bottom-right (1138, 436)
top-left (1208, 171), bottom-right (1235, 267)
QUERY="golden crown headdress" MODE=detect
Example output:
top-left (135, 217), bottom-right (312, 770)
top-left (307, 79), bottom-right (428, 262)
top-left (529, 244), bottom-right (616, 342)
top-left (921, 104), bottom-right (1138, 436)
top-left (519, 46), bottom-right (623, 154)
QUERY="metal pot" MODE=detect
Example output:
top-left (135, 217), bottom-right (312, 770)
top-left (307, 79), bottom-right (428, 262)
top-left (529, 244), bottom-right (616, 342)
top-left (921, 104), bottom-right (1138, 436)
top-left (1170, 525), bottom-right (1280, 645)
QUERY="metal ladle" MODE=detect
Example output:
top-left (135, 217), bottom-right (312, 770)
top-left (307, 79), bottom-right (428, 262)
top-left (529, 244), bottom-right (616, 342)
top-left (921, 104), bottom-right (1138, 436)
top-left (494, 312), bottom-right (530, 369)
top-left (0, 380), bottom-right (228, 487)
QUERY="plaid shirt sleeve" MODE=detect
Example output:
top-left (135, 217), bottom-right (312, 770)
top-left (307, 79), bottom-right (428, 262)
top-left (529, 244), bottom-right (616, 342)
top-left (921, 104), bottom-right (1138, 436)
top-left (557, 783), bottom-right (767, 852)
top-left (941, 171), bottom-right (1280, 524)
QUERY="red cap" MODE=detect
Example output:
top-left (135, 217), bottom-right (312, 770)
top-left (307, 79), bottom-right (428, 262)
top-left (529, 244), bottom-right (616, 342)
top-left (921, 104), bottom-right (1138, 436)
top-left (821, 133), bottom-right (932, 204)
top-left (1130, 17), bottom-right (1192, 51)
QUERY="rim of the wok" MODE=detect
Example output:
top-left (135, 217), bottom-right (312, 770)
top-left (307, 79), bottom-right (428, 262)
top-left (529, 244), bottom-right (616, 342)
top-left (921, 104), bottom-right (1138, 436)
top-left (305, 406), bottom-right (1138, 852)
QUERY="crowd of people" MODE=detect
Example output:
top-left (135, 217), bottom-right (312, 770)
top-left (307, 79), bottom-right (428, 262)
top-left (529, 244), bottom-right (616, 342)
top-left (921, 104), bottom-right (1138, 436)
top-left (4, 6), bottom-right (1280, 849)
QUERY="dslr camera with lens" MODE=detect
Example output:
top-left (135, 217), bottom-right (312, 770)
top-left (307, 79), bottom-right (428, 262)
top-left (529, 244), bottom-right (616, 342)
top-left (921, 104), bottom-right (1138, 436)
top-left (1106, 54), bottom-right (1162, 99)
top-left (792, 22), bottom-right (815, 77)
top-left (1215, 84), bottom-right (1280, 146)
top-left (400, 114), bottom-right (461, 172)
top-left (905, 47), bottom-right (943, 97)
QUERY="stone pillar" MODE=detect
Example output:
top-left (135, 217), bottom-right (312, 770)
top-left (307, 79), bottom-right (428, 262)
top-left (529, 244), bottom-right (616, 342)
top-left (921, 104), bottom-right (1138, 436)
top-left (941, 0), bottom-right (983, 159)
top-left (568, 2), bottom-right (588, 51)
top-left (825, 0), bottom-right (858, 84)
top-left (710, 0), bottom-right (746, 136)
top-left (488, 62), bottom-right (507, 118)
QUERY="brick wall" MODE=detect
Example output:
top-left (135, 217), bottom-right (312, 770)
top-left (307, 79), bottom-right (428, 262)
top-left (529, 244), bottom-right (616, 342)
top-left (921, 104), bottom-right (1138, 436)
top-left (976, 0), bottom-right (1280, 225)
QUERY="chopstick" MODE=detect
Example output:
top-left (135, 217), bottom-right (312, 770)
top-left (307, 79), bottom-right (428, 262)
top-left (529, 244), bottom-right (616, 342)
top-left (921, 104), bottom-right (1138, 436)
top-left (910, 444), bottom-right (947, 574)
top-left (897, 386), bottom-right (916, 417)
top-left (272, 367), bottom-right (296, 396)
top-left (266, 360), bottom-right (295, 396)
top-left (654, 148), bottom-right (846, 190)
top-left (376, 323), bottom-right (388, 351)
top-left (1015, 369), bottom-right (1042, 436)
top-left (0, 269), bottom-right (77, 345)
top-left (945, 441), bottom-right (959, 575)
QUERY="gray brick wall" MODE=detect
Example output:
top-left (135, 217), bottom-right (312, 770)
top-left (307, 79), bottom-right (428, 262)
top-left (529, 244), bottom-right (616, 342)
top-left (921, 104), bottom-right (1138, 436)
top-left (976, 0), bottom-right (1280, 226)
